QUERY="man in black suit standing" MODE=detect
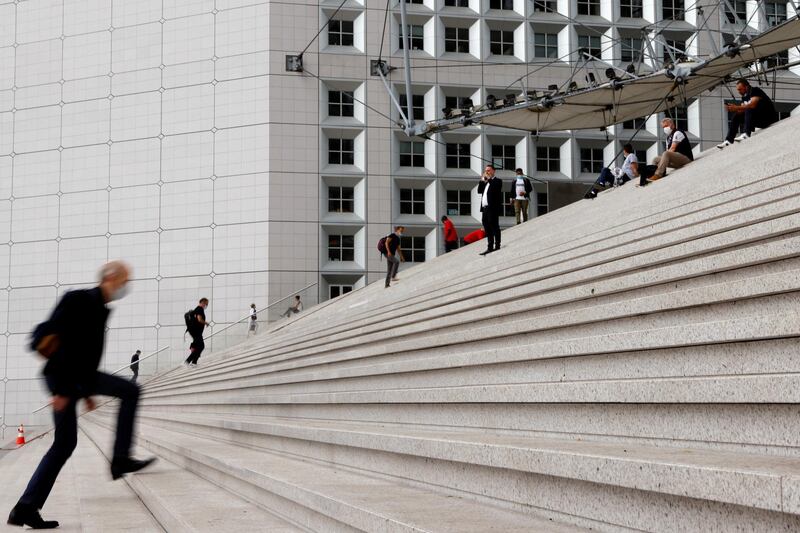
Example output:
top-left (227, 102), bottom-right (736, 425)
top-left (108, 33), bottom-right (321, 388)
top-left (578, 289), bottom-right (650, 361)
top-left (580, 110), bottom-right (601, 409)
top-left (477, 164), bottom-right (503, 255)
top-left (130, 350), bottom-right (140, 383)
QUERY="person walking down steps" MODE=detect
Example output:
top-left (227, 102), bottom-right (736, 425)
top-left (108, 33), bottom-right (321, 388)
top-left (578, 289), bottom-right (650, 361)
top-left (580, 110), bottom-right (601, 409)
top-left (130, 349), bottom-right (140, 383)
top-left (7, 261), bottom-right (155, 530)
top-left (248, 303), bottom-right (258, 336)
top-left (184, 298), bottom-right (209, 367)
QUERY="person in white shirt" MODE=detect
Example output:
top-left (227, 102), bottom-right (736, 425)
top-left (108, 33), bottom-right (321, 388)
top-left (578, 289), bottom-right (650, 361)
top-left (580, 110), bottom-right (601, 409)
top-left (282, 295), bottom-right (303, 318)
top-left (617, 144), bottom-right (639, 185)
top-left (247, 303), bottom-right (257, 336)
top-left (508, 168), bottom-right (532, 225)
top-left (650, 117), bottom-right (694, 181)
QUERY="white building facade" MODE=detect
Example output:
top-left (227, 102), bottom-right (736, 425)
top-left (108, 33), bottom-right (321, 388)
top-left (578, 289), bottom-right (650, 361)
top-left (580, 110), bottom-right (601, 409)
top-left (0, 0), bottom-right (798, 438)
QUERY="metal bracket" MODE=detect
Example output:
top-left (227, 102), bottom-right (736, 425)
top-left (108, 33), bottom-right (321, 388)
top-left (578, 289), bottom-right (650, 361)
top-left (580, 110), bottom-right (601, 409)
top-left (285, 55), bottom-right (303, 72)
top-left (370, 60), bottom-right (394, 77)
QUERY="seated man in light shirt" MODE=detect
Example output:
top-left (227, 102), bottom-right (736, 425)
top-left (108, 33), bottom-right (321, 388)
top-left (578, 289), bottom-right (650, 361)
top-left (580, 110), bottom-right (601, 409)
top-left (585, 143), bottom-right (639, 198)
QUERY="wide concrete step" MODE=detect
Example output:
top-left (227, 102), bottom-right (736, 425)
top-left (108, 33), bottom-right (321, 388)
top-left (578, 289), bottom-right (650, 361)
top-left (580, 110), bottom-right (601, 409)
top-left (84, 412), bottom-right (588, 533)
top-left (79, 418), bottom-right (303, 533)
top-left (122, 410), bottom-right (800, 515)
top-left (0, 430), bottom-right (162, 532)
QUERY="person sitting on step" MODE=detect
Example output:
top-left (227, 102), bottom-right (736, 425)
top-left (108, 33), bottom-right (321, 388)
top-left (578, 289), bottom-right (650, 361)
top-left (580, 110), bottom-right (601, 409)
top-left (649, 118), bottom-right (693, 182)
top-left (717, 78), bottom-right (777, 149)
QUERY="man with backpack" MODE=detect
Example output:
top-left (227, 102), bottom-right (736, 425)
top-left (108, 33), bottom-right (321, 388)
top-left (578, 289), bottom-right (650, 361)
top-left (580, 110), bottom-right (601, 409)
top-left (381, 226), bottom-right (405, 288)
top-left (7, 261), bottom-right (155, 530)
top-left (184, 298), bottom-right (209, 367)
top-left (509, 168), bottom-right (532, 224)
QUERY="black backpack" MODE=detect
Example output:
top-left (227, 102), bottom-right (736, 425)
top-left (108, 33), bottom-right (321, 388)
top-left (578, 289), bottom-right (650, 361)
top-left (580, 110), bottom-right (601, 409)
top-left (184, 309), bottom-right (195, 332)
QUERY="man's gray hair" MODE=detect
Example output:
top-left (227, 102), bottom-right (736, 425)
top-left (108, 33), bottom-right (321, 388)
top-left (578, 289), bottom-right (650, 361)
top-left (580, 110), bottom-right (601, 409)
top-left (661, 117), bottom-right (675, 126)
top-left (98, 260), bottom-right (128, 281)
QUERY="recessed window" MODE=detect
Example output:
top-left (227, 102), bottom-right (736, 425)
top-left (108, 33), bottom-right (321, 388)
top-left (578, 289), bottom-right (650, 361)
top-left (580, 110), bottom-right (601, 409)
top-left (400, 236), bottom-right (426, 262)
top-left (634, 149), bottom-right (647, 164)
top-left (580, 147), bottom-right (604, 174)
top-left (578, 35), bottom-right (601, 59)
top-left (491, 144), bottom-right (516, 171)
top-left (662, 0), bottom-right (684, 20)
top-left (328, 20), bottom-right (354, 46)
top-left (766, 1), bottom-right (787, 26)
top-left (577, 0), bottom-right (600, 16)
top-left (405, 0), bottom-right (424, 3)
top-left (536, 146), bottom-right (560, 172)
top-left (328, 186), bottom-right (354, 213)
top-left (620, 0), bottom-right (643, 18)
top-left (329, 284), bottom-right (353, 298)
top-left (444, 27), bottom-right (470, 53)
top-left (490, 30), bottom-right (515, 56)
top-left (399, 94), bottom-right (425, 121)
top-left (534, 33), bottom-right (558, 58)
top-left (328, 234), bottom-right (355, 261)
top-left (767, 50), bottom-right (790, 67)
top-left (620, 37), bottom-right (642, 63)
top-left (490, 0), bottom-right (514, 9)
top-left (667, 106), bottom-right (688, 130)
top-left (399, 24), bottom-right (424, 50)
top-left (536, 191), bottom-right (548, 215)
top-left (533, 0), bottom-right (557, 12)
top-left (399, 141), bottom-right (425, 167)
top-left (445, 96), bottom-right (473, 110)
top-left (444, 0), bottom-right (469, 5)
top-left (400, 188), bottom-right (426, 215)
top-left (328, 90), bottom-right (354, 117)
top-left (328, 138), bottom-right (355, 165)
top-left (446, 143), bottom-right (471, 169)
top-left (663, 39), bottom-right (686, 62)
top-left (622, 117), bottom-right (646, 129)
top-left (724, 0), bottom-right (746, 23)
top-left (446, 189), bottom-right (471, 216)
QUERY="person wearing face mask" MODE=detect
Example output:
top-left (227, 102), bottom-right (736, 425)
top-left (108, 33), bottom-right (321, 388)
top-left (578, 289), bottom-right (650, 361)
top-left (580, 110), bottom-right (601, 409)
top-left (8, 261), bottom-right (155, 530)
top-left (650, 117), bottom-right (694, 182)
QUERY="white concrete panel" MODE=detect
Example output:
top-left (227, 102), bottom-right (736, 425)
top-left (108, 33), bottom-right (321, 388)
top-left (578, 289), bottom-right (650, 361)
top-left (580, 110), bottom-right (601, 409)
top-left (15, 0), bottom-right (63, 44)
top-left (13, 105), bottom-right (62, 153)
top-left (110, 138), bottom-right (160, 187)
top-left (213, 124), bottom-right (269, 177)
top-left (213, 173), bottom-right (269, 225)
top-left (0, 156), bottom-right (10, 199)
top-left (9, 242), bottom-right (58, 288)
top-left (163, 0), bottom-right (214, 19)
top-left (13, 83), bottom-right (61, 109)
top-left (160, 179), bottom-right (214, 229)
top-left (57, 236), bottom-right (108, 285)
top-left (107, 278), bottom-right (159, 329)
top-left (157, 275), bottom-right (213, 327)
top-left (110, 91), bottom-right (162, 141)
top-left (61, 144), bottom-right (110, 193)
top-left (64, 0), bottom-right (112, 36)
top-left (161, 131), bottom-right (214, 182)
top-left (61, 98), bottom-right (111, 148)
top-left (214, 76), bottom-right (269, 129)
top-left (63, 75), bottom-right (112, 103)
top-left (11, 150), bottom-right (60, 198)
top-left (0, 5), bottom-right (15, 48)
top-left (111, 23), bottom-right (162, 73)
top-left (211, 271), bottom-right (269, 324)
top-left (11, 196), bottom-right (59, 242)
top-left (14, 39), bottom-right (62, 87)
top-left (59, 189), bottom-right (109, 238)
top-left (5, 335), bottom-right (44, 380)
top-left (0, 201), bottom-right (9, 244)
top-left (163, 14), bottom-right (215, 65)
top-left (212, 222), bottom-right (268, 274)
top-left (0, 47), bottom-right (14, 91)
top-left (63, 31), bottom-right (112, 80)
top-left (161, 83), bottom-right (214, 135)
top-left (214, 4), bottom-right (269, 57)
top-left (158, 227), bottom-right (213, 277)
top-left (0, 244), bottom-right (9, 288)
top-left (108, 232), bottom-right (160, 280)
top-left (0, 112), bottom-right (11, 154)
top-left (112, 0), bottom-right (162, 27)
top-left (109, 184), bottom-right (161, 234)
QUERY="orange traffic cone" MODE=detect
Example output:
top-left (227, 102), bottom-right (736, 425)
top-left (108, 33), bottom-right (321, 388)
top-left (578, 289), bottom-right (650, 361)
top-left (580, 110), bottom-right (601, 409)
top-left (16, 424), bottom-right (25, 446)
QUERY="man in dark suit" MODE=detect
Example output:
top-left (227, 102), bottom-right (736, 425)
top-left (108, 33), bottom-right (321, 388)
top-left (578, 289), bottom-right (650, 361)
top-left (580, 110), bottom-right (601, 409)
top-left (7, 261), bottom-right (155, 530)
top-left (477, 164), bottom-right (503, 255)
top-left (130, 350), bottom-right (140, 383)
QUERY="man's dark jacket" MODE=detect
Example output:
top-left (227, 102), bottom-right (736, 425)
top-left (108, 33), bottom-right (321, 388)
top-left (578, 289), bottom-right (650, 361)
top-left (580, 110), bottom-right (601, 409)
top-left (478, 177), bottom-right (503, 212)
top-left (30, 287), bottom-right (110, 397)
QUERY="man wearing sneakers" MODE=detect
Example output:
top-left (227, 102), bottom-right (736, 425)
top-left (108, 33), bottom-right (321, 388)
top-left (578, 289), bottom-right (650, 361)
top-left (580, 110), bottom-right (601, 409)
top-left (184, 298), bottom-right (209, 366)
top-left (650, 118), bottom-right (693, 182)
top-left (718, 78), bottom-right (777, 149)
top-left (384, 226), bottom-right (405, 288)
top-left (7, 262), bottom-right (155, 530)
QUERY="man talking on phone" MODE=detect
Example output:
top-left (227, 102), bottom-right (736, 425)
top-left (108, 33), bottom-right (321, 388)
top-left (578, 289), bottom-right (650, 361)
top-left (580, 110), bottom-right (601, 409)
top-left (477, 164), bottom-right (504, 256)
top-left (7, 261), bottom-right (155, 530)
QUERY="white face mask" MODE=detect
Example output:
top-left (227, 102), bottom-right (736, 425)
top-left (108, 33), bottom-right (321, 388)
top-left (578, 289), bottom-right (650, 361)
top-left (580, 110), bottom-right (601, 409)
top-left (663, 126), bottom-right (672, 135)
top-left (110, 284), bottom-right (130, 301)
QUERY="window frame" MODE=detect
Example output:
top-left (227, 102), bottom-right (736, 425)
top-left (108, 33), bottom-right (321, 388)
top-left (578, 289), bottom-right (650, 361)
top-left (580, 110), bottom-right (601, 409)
top-left (444, 26), bottom-right (470, 53)
top-left (577, 0), bottom-right (600, 16)
top-left (491, 144), bottom-right (516, 171)
top-left (399, 187), bottom-right (426, 215)
top-left (446, 189), bottom-right (472, 216)
top-left (329, 284), bottom-right (353, 299)
top-left (399, 24), bottom-right (425, 50)
top-left (489, 29), bottom-right (515, 56)
top-left (399, 235), bottom-right (426, 262)
top-left (536, 145), bottom-right (560, 172)
top-left (662, 0), bottom-right (684, 21)
top-left (578, 34), bottom-right (601, 59)
top-left (619, 0), bottom-right (643, 18)
top-left (328, 234), bottom-right (355, 262)
top-left (533, 32), bottom-right (558, 59)
top-left (580, 147), bottom-right (604, 174)
top-left (328, 90), bottom-right (355, 118)
top-left (399, 140), bottom-right (425, 167)
top-left (328, 19), bottom-right (354, 47)
top-left (328, 138), bottom-right (355, 165)
top-left (445, 142), bottom-right (471, 169)
top-left (328, 185), bottom-right (355, 214)
top-left (620, 37), bottom-right (642, 63)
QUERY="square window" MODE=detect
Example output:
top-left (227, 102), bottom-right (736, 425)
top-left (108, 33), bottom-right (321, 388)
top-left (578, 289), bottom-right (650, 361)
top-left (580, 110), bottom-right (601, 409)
top-left (580, 147), bottom-right (604, 174)
top-left (444, 26), bottom-right (470, 53)
top-left (577, 0), bottom-right (600, 16)
top-left (399, 141), bottom-right (425, 167)
top-left (328, 90), bottom-right (355, 117)
top-left (724, 0), bottom-right (746, 23)
top-left (620, 0), bottom-right (643, 18)
top-left (490, 0), bottom-right (515, 9)
top-left (491, 144), bottom-right (516, 171)
top-left (399, 93), bottom-right (425, 121)
top-left (490, 30), bottom-right (515, 56)
top-left (662, 0), bottom-right (684, 20)
top-left (620, 37), bottom-right (642, 63)
top-left (536, 145), bottom-right (560, 172)
top-left (328, 234), bottom-right (355, 261)
top-left (533, 0), bottom-right (557, 12)
top-left (445, 96), bottom-right (473, 111)
top-left (534, 33), bottom-right (558, 58)
top-left (328, 186), bottom-right (355, 213)
top-left (446, 189), bottom-right (471, 216)
top-left (444, 0), bottom-right (470, 5)
top-left (446, 143), bottom-right (471, 169)
top-left (329, 284), bottom-right (353, 299)
top-left (663, 39), bottom-right (686, 62)
top-left (399, 24), bottom-right (424, 50)
top-left (328, 20), bottom-right (354, 47)
top-left (328, 138), bottom-right (355, 165)
top-left (578, 35), bottom-right (601, 59)
top-left (400, 187), bottom-right (426, 215)
top-left (766, 1), bottom-right (787, 26)
top-left (622, 117), bottom-right (646, 130)
top-left (536, 191), bottom-right (548, 215)
top-left (399, 235), bottom-right (426, 262)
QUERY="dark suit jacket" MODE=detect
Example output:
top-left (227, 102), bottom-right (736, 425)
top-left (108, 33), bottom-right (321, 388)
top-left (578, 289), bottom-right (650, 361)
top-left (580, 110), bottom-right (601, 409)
top-left (478, 177), bottom-right (503, 212)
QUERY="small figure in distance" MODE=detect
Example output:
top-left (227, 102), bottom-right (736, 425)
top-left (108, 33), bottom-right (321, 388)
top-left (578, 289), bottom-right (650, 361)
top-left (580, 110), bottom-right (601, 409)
top-left (282, 295), bottom-right (303, 318)
top-left (184, 298), bottom-right (209, 367)
top-left (717, 78), bottom-right (777, 149)
top-left (7, 261), bottom-right (155, 530)
top-left (248, 303), bottom-right (258, 337)
top-left (441, 216), bottom-right (459, 253)
top-left (130, 349), bottom-right (140, 383)
top-left (478, 164), bottom-right (503, 255)
top-left (649, 118), bottom-right (694, 182)
top-left (384, 226), bottom-right (405, 288)
top-left (509, 168), bottom-right (533, 225)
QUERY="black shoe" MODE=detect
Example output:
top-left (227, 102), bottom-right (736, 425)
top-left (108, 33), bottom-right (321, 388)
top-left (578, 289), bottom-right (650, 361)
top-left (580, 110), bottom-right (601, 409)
top-left (479, 249), bottom-right (493, 256)
top-left (111, 457), bottom-right (157, 480)
top-left (494, 244), bottom-right (501, 251)
top-left (7, 504), bottom-right (59, 529)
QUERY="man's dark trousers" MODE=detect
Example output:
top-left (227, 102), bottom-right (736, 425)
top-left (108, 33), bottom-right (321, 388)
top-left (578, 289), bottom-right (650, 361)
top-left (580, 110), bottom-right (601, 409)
top-left (481, 208), bottom-right (501, 250)
top-left (185, 334), bottom-right (205, 364)
top-left (444, 241), bottom-right (458, 253)
top-left (17, 372), bottom-right (139, 510)
top-left (725, 108), bottom-right (776, 142)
